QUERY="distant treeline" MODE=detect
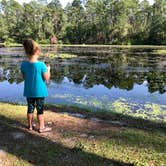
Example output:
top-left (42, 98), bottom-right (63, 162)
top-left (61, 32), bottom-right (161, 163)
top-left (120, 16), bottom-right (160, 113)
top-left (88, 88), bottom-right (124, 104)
top-left (0, 0), bottom-right (165, 45)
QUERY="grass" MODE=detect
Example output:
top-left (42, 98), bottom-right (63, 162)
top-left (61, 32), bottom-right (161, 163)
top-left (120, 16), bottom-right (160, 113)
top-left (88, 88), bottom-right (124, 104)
top-left (153, 49), bottom-right (166, 55)
top-left (0, 102), bottom-right (165, 166)
top-left (0, 42), bottom-right (22, 47)
top-left (42, 53), bottom-right (78, 59)
top-left (1, 42), bottom-right (166, 49)
top-left (41, 44), bottom-right (166, 50)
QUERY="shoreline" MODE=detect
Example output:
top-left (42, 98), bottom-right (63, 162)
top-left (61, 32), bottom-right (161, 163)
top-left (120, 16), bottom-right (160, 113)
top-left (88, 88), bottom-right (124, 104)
top-left (1, 43), bottom-right (166, 48)
top-left (0, 101), bottom-right (165, 131)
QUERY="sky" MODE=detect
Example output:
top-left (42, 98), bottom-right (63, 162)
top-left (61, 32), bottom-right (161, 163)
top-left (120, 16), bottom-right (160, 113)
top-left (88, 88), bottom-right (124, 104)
top-left (14, 0), bottom-right (155, 8)
top-left (15, 0), bottom-right (73, 8)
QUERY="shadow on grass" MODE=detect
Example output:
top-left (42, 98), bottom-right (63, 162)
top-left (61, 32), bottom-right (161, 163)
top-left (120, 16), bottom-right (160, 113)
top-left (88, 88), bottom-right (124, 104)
top-left (0, 115), bottom-right (133, 166)
top-left (46, 104), bottom-right (166, 133)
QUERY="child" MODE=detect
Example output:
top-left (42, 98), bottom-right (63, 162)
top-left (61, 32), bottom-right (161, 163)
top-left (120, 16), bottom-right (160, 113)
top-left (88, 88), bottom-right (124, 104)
top-left (21, 39), bottom-right (51, 133)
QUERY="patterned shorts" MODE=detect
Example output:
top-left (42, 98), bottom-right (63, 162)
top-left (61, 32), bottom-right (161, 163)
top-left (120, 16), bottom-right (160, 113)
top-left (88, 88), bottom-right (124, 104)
top-left (27, 98), bottom-right (45, 115)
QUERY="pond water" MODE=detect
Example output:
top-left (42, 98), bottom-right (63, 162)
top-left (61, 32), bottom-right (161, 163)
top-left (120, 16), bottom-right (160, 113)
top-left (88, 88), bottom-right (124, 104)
top-left (0, 46), bottom-right (166, 122)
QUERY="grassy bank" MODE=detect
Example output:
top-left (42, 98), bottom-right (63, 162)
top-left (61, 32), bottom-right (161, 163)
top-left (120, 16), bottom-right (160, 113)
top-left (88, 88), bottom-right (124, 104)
top-left (153, 49), bottom-right (166, 55)
top-left (1, 43), bottom-right (166, 49)
top-left (0, 102), bottom-right (165, 166)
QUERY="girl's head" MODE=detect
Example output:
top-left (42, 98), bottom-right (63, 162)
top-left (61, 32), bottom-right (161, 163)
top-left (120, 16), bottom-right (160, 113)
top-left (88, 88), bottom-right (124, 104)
top-left (23, 39), bottom-right (40, 57)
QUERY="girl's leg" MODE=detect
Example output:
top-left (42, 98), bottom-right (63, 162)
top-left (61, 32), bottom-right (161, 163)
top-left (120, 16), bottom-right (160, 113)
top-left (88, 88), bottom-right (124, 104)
top-left (36, 98), bottom-right (51, 132)
top-left (36, 98), bottom-right (45, 129)
top-left (27, 113), bottom-right (34, 130)
top-left (38, 114), bottom-right (51, 133)
top-left (27, 98), bottom-right (35, 130)
top-left (37, 114), bottom-right (45, 129)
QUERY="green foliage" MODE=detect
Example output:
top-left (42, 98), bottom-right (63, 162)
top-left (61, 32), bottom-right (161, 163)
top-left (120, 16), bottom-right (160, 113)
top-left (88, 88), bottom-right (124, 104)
top-left (38, 39), bottom-right (50, 44)
top-left (149, 0), bottom-right (166, 45)
top-left (0, 0), bottom-right (165, 45)
top-left (45, 53), bottom-right (77, 58)
top-left (153, 49), bottom-right (166, 55)
top-left (4, 38), bottom-right (15, 46)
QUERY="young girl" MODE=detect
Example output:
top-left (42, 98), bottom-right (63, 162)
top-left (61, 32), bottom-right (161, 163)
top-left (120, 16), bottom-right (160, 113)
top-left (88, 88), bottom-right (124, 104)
top-left (21, 39), bottom-right (51, 133)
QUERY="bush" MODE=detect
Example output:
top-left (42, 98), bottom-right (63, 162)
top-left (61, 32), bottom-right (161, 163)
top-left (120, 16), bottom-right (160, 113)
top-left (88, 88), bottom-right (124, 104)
top-left (38, 39), bottom-right (50, 44)
top-left (4, 38), bottom-right (15, 47)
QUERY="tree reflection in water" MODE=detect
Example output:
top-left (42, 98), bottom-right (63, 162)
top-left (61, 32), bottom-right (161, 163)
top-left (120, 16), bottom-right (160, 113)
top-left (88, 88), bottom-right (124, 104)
top-left (0, 52), bottom-right (166, 94)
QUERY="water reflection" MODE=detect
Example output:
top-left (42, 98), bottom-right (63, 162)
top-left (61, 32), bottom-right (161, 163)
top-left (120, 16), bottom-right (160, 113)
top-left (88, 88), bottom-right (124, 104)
top-left (0, 47), bottom-right (166, 121)
top-left (0, 52), bottom-right (166, 93)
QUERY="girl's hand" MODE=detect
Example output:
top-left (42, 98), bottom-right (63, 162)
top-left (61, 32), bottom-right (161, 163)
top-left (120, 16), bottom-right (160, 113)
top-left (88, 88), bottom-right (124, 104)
top-left (46, 64), bottom-right (50, 72)
top-left (43, 64), bottom-right (51, 82)
top-left (44, 53), bottom-right (49, 57)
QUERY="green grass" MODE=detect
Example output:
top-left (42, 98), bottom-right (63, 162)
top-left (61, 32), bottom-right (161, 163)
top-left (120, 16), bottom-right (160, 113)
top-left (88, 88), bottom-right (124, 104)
top-left (41, 44), bottom-right (166, 49)
top-left (80, 129), bottom-right (166, 166)
top-left (1, 42), bottom-right (166, 49)
top-left (153, 49), bottom-right (166, 55)
top-left (43, 53), bottom-right (78, 59)
top-left (0, 102), bottom-right (165, 166)
top-left (0, 42), bottom-right (22, 47)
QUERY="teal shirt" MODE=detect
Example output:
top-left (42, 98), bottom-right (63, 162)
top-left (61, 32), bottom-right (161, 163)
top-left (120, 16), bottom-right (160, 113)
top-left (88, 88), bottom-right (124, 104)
top-left (21, 61), bottom-right (48, 98)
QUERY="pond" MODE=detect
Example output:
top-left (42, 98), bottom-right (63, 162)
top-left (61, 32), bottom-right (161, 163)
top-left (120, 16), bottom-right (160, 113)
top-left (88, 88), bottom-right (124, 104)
top-left (0, 46), bottom-right (166, 122)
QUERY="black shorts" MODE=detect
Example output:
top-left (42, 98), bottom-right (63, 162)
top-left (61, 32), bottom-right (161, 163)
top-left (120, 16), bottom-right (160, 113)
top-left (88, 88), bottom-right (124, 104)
top-left (27, 98), bottom-right (45, 115)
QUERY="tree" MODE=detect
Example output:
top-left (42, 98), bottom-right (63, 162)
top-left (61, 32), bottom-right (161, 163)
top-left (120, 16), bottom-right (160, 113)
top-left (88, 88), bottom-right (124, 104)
top-left (129, 0), bottom-right (152, 44)
top-left (0, 0), bottom-right (23, 42)
top-left (0, 9), bottom-right (8, 41)
top-left (149, 0), bottom-right (166, 44)
top-left (47, 0), bottom-right (64, 40)
top-left (0, 0), bottom-right (165, 45)
top-left (85, 0), bottom-right (111, 44)
top-left (64, 0), bottom-right (86, 43)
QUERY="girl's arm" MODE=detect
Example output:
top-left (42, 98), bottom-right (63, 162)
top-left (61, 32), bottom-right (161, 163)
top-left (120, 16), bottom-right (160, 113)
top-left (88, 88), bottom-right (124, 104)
top-left (20, 63), bottom-right (24, 79)
top-left (22, 73), bottom-right (24, 79)
top-left (43, 65), bottom-right (50, 81)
